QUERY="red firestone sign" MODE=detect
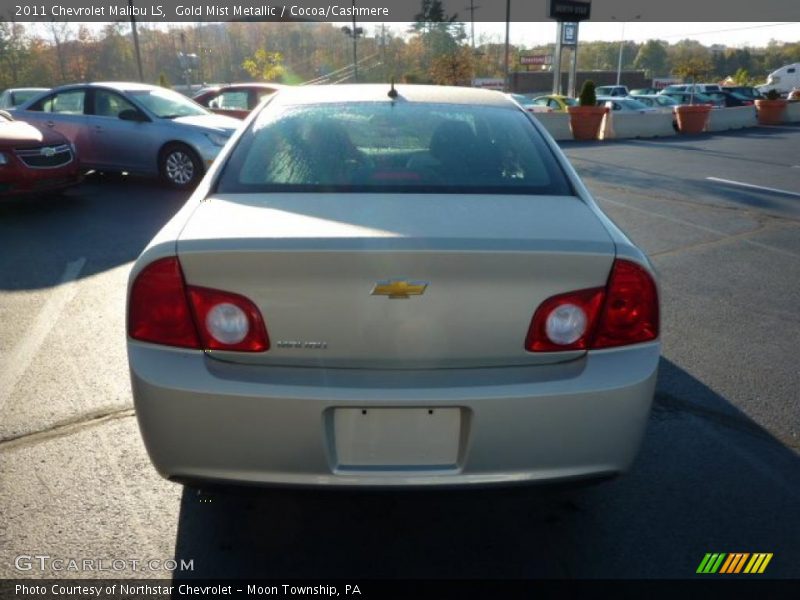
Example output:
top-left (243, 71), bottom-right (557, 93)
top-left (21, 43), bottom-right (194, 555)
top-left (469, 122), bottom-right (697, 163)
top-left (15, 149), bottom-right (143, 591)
top-left (520, 55), bottom-right (552, 66)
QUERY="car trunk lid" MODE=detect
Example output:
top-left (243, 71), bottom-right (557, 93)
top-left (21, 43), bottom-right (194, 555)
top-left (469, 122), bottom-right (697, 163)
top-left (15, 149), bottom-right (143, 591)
top-left (177, 193), bottom-right (616, 368)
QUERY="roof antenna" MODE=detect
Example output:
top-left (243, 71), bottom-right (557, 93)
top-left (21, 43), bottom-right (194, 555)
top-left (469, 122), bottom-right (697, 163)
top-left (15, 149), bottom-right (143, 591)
top-left (388, 78), bottom-right (398, 99)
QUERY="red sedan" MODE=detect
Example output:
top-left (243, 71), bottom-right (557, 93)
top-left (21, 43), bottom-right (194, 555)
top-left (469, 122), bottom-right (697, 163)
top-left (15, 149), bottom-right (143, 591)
top-left (0, 110), bottom-right (82, 197)
top-left (192, 83), bottom-right (285, 119)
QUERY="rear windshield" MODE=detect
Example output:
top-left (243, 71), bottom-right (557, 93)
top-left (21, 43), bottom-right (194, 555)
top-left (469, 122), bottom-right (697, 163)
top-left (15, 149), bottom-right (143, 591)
top-left (216, 102), bottom-right (572, 195)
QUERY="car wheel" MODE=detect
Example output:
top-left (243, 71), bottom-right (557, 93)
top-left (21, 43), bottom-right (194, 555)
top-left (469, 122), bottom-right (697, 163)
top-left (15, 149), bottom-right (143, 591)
top-left (160, 143), bottom-right (203, 189)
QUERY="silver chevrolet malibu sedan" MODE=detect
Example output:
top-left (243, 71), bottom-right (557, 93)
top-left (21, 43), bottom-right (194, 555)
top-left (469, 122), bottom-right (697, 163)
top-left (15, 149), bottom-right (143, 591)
top-left (14, 82), bottom-right (240, 188)
top-left (127, 84), bottom-right (660, 488)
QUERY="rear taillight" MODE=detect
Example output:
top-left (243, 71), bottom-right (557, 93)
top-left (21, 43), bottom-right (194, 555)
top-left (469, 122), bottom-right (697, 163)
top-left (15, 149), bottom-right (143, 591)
top-left (592, 259), bottom-right (659, 348)
top-left (128, 257), bottom-right (269, 352)
top-left (187, 286), bottom-right (269, 352)
top-left (525, 259), bottom-right (658, 352)
top-left (129, 257), bottom-right (200, 349)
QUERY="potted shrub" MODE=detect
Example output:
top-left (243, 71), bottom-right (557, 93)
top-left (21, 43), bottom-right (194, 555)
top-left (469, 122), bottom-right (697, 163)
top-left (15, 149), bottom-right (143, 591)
top-left (672, 58), bottom-right (713, 134)
top-left (567, 80), bottom-right (608, 141)
top-left (755, 89), bottom-right (787, 125)
top-left (674, 103), bottom-right (712, 134)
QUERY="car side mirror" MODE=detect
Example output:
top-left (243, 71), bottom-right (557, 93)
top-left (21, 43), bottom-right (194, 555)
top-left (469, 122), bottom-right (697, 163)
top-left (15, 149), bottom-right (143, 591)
top-left (119, 109), bottom-right (147, 122)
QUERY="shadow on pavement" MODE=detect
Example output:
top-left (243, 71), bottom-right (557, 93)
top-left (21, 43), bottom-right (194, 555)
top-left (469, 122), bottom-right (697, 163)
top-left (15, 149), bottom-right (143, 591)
top-left (0, 174), bottom-right (189, 290)
top-left (170, 358), bottom-right (799, 579)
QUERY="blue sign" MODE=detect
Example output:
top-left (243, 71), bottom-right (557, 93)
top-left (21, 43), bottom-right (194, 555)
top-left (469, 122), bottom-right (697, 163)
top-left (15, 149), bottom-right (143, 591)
top-left (562, 22), bottom-right (579, 46)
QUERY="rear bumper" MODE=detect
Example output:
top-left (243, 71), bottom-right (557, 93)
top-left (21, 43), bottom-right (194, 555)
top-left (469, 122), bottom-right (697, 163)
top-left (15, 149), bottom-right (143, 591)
top-left (129, 342), bottom-right (659, 487)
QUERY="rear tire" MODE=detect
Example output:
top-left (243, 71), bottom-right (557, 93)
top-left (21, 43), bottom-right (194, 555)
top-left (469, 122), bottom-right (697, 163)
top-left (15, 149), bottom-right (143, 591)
top-left (159, 143), bottom-right (203, 189)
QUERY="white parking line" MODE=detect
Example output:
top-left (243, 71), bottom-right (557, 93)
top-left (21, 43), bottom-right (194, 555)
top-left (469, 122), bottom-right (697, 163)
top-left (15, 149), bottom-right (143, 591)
top-left (0, 258), bottom-right (86, 413)
top-left (706, 177), bottom-right (800, 198)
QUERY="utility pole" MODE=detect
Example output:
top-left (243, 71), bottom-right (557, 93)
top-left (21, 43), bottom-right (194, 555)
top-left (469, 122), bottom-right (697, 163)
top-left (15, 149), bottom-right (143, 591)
top-left (380, 24), bottom-right (387, 80)
top-left (616, 22), bottom-right (625, 85)
top-left (351, 1), bottom-right (358, 82)
top-left (129, 0), bottom-right (144, 82)
top-left (503, 0), bottom-right (511, 92)
top-left (466, 0), bottom-right (480, 50)
top-left (612, 15), bottom-right (640, 86)
top-left (341, 0), bottom-right (363, 82)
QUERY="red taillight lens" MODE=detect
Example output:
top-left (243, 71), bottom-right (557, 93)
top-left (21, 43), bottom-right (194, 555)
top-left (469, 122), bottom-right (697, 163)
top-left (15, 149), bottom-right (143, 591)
top-left (128, 257), bottom-right (200, 349)
top-left (128, 257), bottom-right (269, 352)
top-left (187, 286), bottom-right (269, 352)
top-left (593, 259), bottom-right (659, 348)
top-left (525, 259), bottom-right (658, 352)
top-left (525, 288), bottom-right (606, 352)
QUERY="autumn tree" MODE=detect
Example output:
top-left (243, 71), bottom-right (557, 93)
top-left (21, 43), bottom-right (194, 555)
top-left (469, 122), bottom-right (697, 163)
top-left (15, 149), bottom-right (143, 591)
top-left (672, 56), bottom-right (713, 82)
top-left (47, 20), bottom-right (72, 83)
top-left (0, 20), bottom-right (27, 87)
top-left (242, 48), bottom-right (286, 81)
top-left (429, 46), bottom-right (473, 85)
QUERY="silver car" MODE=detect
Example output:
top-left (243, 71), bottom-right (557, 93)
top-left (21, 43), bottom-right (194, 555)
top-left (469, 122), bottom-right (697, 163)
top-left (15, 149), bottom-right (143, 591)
top-left (0, 87), bottom-right (49, 109)
top-left (13, 82), bottom-right (240, 188)
top-left (127, 84), bottom-right (660, 488)
top-left (597, 96), bottom-right (658, 113)
top-left (629, 94), bottom-right (681, 111)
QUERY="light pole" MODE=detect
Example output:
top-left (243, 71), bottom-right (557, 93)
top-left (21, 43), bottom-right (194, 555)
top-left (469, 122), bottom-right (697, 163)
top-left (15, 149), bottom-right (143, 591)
top-left (612, 15), bottom-right (640, 86)
top-left (466, 0), bottom-right (480, 50)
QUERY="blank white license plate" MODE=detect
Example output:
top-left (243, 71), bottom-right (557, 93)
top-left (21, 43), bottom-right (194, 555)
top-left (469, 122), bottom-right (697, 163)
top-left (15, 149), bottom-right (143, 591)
top-left (333, 408), bottom-right (461, 468)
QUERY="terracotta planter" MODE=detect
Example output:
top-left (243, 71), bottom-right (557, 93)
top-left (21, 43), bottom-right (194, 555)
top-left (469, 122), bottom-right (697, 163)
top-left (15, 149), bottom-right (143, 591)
top-left (674, 105), bottom-right (712, 134)
top-left (755, 99), bottom-right (787, 125)
top-left (567, 106), bottom-right (608, 141)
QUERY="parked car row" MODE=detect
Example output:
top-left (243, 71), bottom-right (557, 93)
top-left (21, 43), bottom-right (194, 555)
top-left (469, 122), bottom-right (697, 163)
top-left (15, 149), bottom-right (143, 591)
top-left (510, 82), bottom-right (764, 115)
top-left (1, 81), bottom-right (285, 197)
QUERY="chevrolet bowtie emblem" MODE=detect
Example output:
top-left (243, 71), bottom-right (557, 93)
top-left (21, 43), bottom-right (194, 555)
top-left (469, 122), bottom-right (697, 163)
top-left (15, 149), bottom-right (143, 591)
top-left (371, 279), bottom-right (428, 299)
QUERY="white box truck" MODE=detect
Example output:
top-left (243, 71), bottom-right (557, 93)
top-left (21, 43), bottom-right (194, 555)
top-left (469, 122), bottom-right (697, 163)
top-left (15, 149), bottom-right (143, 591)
top-left (758, 63), bottom-right (800, 96)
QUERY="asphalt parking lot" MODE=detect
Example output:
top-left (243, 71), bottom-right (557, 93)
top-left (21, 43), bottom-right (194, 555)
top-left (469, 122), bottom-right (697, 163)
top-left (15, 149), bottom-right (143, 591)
top-left (1, 124), bottom-right (798, 579)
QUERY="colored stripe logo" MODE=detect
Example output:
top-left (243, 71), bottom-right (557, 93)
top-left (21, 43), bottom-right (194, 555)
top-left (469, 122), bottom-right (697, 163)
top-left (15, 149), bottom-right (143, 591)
top-left (697, 553), bottom-right (773, 574)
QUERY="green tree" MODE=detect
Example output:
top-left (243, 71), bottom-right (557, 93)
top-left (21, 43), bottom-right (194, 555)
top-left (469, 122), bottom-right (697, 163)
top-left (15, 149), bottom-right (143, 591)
top-left (411, 0), bottom-right (458, 35)
top-left (0, 20), bottom-right (27, 87)
top-left (634, 40), bottom-right (668, 77)
top-left (94, 24), bottom-right (135, 81)
top-left (672, 56), bottom-right (713, 82)
top-left (731, 68), bottom-right (754, 85)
